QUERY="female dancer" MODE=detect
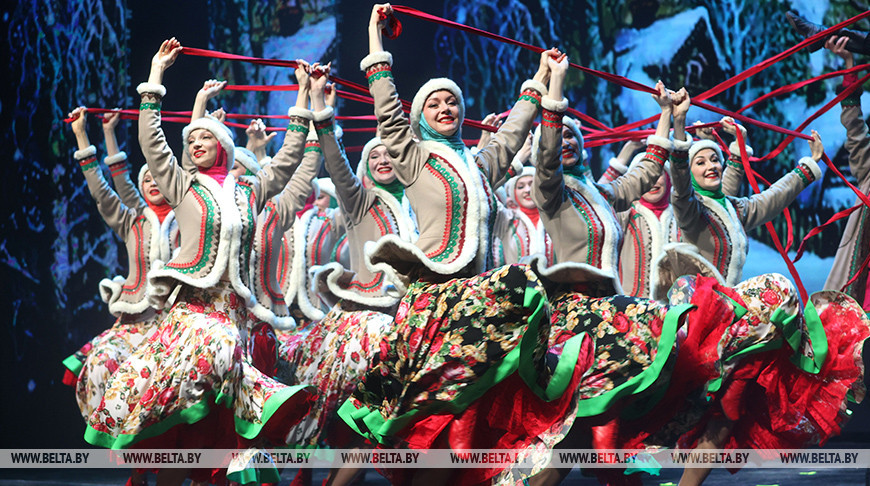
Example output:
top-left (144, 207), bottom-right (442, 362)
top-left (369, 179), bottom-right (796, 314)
top-left (494, 164), bottom-right (553, 265)
top-left (83, 39), bottom-right (315, 485)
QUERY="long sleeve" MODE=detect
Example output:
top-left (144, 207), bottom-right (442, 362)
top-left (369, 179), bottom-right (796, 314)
top-left (474, 80), bottom-right (545, 187)
top-left (137, 82), bottom-right (192, 207)
top-left (106, 152), bottom-right (146, 210)
top-left (318, 113), bottom-right (374, 226)
top-left (360, 51), bottom-right (431, 186)
top-left (532, 105), bottom-right (569, 218)
top-left (721, 141), bottom-right (753, 197)
top-left (669, 137), bottom-right (708, 234)
top-left (597, 136), bottom-right (670, 212)
top-left (75, 146), bottom-right (137, 240)
top-left (734, 157), bottom-right (821, 232)
top-left (841, 88), bottom-right (870, 184)
top-left (273, 136), bottom-right (323, 232)
top-left (252, 107), bottom-right (313, 212)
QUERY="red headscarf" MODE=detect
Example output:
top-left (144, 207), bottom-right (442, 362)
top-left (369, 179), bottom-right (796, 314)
top-left (198, 140), bottom-right (229, 186)
top-left (639, 172), bottom-right (671, 218)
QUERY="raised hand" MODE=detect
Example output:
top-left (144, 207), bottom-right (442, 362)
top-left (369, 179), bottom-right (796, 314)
top-left (295, 59), bottom-right (311, 91)
top-left (476, 113), bottom-right (504, 150)
top-left (200, 79), bottom-right (227, 100)
top-left (651, 80), bottom-right (673, 113)
top-left (209, 107), bottom-right (227, 123)
top-left (102, 109), bottom-right (121, 131)
top-left (370, 3), bottom-right (393, 31)
top-left (825, 35), bottom-right (854, 68)
top-left (534, 47), bottom-right (562, 85)
top-left (719, 116), bottom-right (747, 139)
top-left (672, 87), bottom-right (691, 119)
top-left (151, 38), bottom-right (182, 71)
top-left (310, 62), bottom-right (331, 92)
top-left (809, 129), bottom-right (824, 161)
top-left (246, 118), bottom-right (276, 160)
top-left (693, 120), bottom-right (715, 140)
top-left (325, 83), bottom-right (337, 108)
top-left (68, 106), bottom-right (87, 136)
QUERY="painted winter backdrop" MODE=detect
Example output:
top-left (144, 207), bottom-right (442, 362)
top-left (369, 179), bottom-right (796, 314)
top-left (1, 0), bottom-right (867, 447)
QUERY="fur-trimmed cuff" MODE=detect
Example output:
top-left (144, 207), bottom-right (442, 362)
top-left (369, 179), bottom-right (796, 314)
top-left (795, 157), bottom-right (822, 185)
top-left (74, 145), bottom-right (97, 161)
top-left (541, 96), bottom-right (568, 113)
top-left (104, 152), bottom-right (128, 165)
top-left (287, 106), bottom-right (314, 120)
top-left (646, 134), bottom-right (674, 152)
top-left (312, 106), bottom-right (334, 123)
top-left (136, 82), bottom-right (166, 98)
top-left (359, 51), bottom-right (393, 71)
top-left (728, 141), bottom-right (754, 158)
top-left (671, 134), bottom-right (693, 152)
top-left (607, 158), bottom-right (628, 174)
top-left (520, 79), bottom-right (547, 97)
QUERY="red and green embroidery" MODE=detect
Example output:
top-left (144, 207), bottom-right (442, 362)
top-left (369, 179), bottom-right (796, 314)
top-left (627, 212), bottom-right (648, 297)
top-left (541, 109), bottom-right (563, 128)
top-left (121, 217), bottom-right (147, 296)
top-left (314, 120), bottom-right (333, 136)
top-left (793, 164), bottom-right (816, 186)
top-left (518, 88), bottom-right (542, 106)
top-left (424, 155), bottom-right (464, 263)
top-left (165, 184), bottom-right (215, 274)
top-left (644, 144), bottom-right (669, 166)
top-left (366, 64), bottom-right (393, 86)
top-left (79, 156), bottom-right (98, 172)
top-left (304, 141), bottom-right (322, 154)
top-left (237, 180), bottom-right (257, 279)
top-left (260, 203), bottom-right (285, 302)
top-left (567, 190), bottom-right (605, 267)
top-left (108, 162), bottom-right (129, 178)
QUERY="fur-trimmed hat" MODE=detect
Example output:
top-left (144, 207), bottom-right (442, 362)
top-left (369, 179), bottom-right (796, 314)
top-left (182, 115), bottom-right (235, 171)
top-left (504, 165), bottom-right (536, 206)
top-left (233, 146), bottom-right (261, 175)
top-left (410, 78), bottom-right (465, 139)
top-left (137, 164), bottom-right (151, 196)
top-left (628, 150), bottom-right (671, 176)
top-left (316, 177), bottom-right (336, 201)
top-left (688, 139), bottom-right (724, 165)
top-left (530, 117), bottom-right (588, 167)
top-left (357, 137), bottom-right (384, 182)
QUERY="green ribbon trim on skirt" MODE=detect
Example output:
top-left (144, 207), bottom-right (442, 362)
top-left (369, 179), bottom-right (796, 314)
top-left (84, 384), bottom-right (312, 449)
top-left (62, 354), bottom-right (84, 377)
top-left (573, 303), bottom-right (693, 418)
top-left (337, 282), bottom-right (554, 445)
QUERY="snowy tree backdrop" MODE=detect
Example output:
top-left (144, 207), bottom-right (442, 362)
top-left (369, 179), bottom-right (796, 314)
top-left (1, 0), bottom-right (868, 449)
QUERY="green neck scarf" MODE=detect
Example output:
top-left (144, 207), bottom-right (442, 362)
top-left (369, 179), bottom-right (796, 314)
top-left (419, 116), bottom-right (467, 161)
top-left (366, 161), bottom-right (405, 203)
top-left (691, 174), bottom-right (727, 208)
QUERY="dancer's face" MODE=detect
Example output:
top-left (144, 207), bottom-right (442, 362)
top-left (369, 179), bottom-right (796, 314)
top-left (141, 170), bottom-right (166, 206)
top-left (367, 144), bottom-right (397, 185)
top-left (187, 129), bottom-right (218, 170)
top-left (229, 163), bottom-right (247, 178)
top-left (560, 125), bottom-right (581, 168)
top-left (513, 175), bottom-right (536, 210)
top-left (691, 148), bottom-right (722, 192)
top-left (314, 193), bottom-right (330, 211)
top-left (423, 90), bottom-right (460, 136)
top-left (641, 172), bottom-right (669, 204)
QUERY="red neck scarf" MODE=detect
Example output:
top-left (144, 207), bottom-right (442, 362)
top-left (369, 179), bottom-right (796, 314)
top-left (199, 142), bottom-right (229, 186)
top-left (519, 204), bottom-right (540, 227)
top-left (639, 174), bottom-right (671, 218)
top-left (296, 193), bottom-right (316, 218)
top-left (146, 199), bottom-right (172, 224)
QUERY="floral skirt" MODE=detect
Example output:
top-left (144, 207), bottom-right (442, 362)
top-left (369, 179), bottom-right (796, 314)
top-left (338, 264), bottom-right (593, 485)
top-left (83, 283), bottom-right (315, 450)
top-left (282, 304), bottom-right (394, 447)
top-left (65, 315), bottom-right (160, 420)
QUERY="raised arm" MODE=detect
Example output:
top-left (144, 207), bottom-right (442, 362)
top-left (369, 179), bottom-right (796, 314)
top-left (599, 139), bottom-right (644, 183)
top-left (531, 50), bottom-right (568, 217)
top-left (473, 49), bottom-right (551, 186)
top-left (736, 131), bottom-right (823, 231)
top-left (191, 79), bottom-right (228, 121)
top-left (827, 35), bottom-right (870, 184)
top-left (69, 107), bottom-right (136, 238)
top-left (252, 62), bottom-right (314, 211)
top-left (360, 4), bottom-right (430, 186)
top-left (102, 110), bottom-right (145, 209)
top-left (273, 133), bottom-right (323, 231)
top-left (719, 117), bottom-right (751, 197)
top-left (246, 119), bottom-right (277, 162)
top-left (669, 90), bottom-right (708, 233)
top-left (597, 82), bottom-right (673, 211)
top-left (317, 112), bottom-right (372, 226)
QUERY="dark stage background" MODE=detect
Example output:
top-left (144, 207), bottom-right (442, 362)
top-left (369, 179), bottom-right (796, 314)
top-left (1, 0), bottom-right (869, 449)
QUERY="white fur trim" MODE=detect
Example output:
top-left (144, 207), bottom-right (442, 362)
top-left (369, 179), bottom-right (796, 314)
top-left (672, 134), bottom-right (693, 152)
top-left (287, 106), bottom-right (314, 120)
top-left (334, 124), bottom-right (343, 141)
top-left (562, 175), bottom-right (623, 277)
top-left (541, 96), bottom-right (568, 113)
top-left (234, 146), bottom-right (261, 174)
top-left (288, 209), bottom-right (327, 321)
top-left (358, 137), bottom-right (383, 181)
top-left (504, 166), bottom-right (536, 206)
top-left (650, 242), bottom-right (726, 301)
top-left (797, 156), bottom-right (822, 182)
top-left (368, 185), bottom-right (416, 241)
top-left (182, 116), bottom-right (235, 169)
top-left (688, 139), bottom-right (724, 165)
top-left (608, 157), bottom-right (628, 175)
top-left (136, 82), bottom-right (166, 97)
top-left (526, 254), bottom-right (624, 295)
top-left (359, 51), bottom-right (393, 71)
top-left (104, 152), bottom-right (128, 165)
top-left (74, 145), bottom-right (97, 160)
top-left (147, 173), bottom-right (241, 308)
top-left (314, 262), bottom-right (403, 309)
top-left (697, 194), bottom-right (747, 286)
top-left (520, 79), bottom-right (547, 97)
top-left (410, 78), bottom-right (465, 138)
top-left (98, 276), bottom-right (126, 304)
top-left (728, 141), bottom-right (754, 158)
top-left (312, 106), bottom-right (334, 123)
top-left (626, 152), bottom-right (647, 173)
top-left (622, 203), bottom-right (674, 298)
top-left (646, 134), bottom-right (674, 152)
top-left (317, 177), bottom-right (337, 200)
